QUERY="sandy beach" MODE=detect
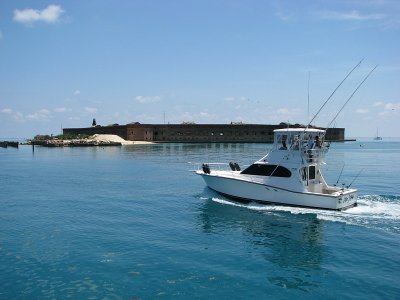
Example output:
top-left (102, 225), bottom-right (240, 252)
top-left (91, 134), bottom-right (154, 145)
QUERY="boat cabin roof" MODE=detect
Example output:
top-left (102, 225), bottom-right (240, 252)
top-left (274, 128), bottom-right (324, 134)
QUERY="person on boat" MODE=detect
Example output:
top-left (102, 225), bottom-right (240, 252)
top-left (291, 135), bottom-right (300, 150)
top-left (280, 135), bottom-right (287, 150)
top-left (307, 135), bottom-right (315, 149)
top-left (315, 135), bottom-right (321, 148)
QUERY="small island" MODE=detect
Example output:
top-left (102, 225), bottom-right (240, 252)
top-left (26, 134), bottom-right (146, 147)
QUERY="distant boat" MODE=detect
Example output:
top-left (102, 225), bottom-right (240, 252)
top-left (373, 128), bottom-right (382, 140)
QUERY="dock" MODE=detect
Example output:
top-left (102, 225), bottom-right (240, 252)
top-left (0, 141), bottom-right (19, 148)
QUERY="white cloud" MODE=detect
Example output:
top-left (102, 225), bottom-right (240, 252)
top-left (26, 109), bottom-right (52, 121)
top-left (275, 11), bottom-right (291, 22)
top-left (14, 112), bottom-right (24, 122)
top-left (2, 108), bottom-right (13, 114)
top-left (384, 102), bottom-right (400, 111)
top-left (276, 108), bottom-right (301, 116)
top-left (13, 4), bottom-right (64, 24)
top-left (276, 108), bottom-right (291, 115)
top-left (73, 90), bottom-right (80, 96)
top-left (224, 97), bottom-right (235, 102)
top-left (181, 111), bottom-right (194, 121)
top-left (54, 107), bottom-right (67, 113)
top-left (135, 95), bottom-right (161, 103)
top-left (355, 108), bottom-right (369, 114)
top-left (374, 101), bottom-right (399, 116)
top-left (272, 107), bottom-right (302, 122)
top-left (200, 111), bottom-right (211, 117)
top-left (39, 109), bottom-right (51, 115)
top-left (26, 113), bottom-right (40, 120)
top-left (135, 113), bottom-right (159, 123)
top-left (2, 109), bottom-right (26, 122)
top-left (85, 107), bottom-right (97, 114)
top-left (316, 10), bottom-right (386, 21)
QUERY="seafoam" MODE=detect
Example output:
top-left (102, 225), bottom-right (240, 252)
top-left (206, 195), bottom-right (400, 233)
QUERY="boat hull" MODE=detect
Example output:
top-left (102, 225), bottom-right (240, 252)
top-left (197, 172), bottom-right (357, 210)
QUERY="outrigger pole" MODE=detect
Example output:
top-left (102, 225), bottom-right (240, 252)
top-left (324, 65), bottom-right (378, 133)
top-left (305, 59), bottom-right (364, 131)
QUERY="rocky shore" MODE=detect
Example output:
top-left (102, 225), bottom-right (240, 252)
top-left (26, 134), bottom-right (153, 147)
top-left (31, 139), bottom-right (122, 147)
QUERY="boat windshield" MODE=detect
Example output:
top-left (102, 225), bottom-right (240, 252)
top-left (273, 129), bottom-right (324, 151)
top-left (241, 163), bottom-right (292, 177)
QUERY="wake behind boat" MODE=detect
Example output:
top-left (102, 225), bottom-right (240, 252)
top-left (196, 128), bottom-right (357, 210)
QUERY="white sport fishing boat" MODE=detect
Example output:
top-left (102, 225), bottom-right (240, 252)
top-left (196, 128), bottom-right (357, 210)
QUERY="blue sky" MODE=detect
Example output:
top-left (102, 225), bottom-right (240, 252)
top-left (0, 0), bottom-right (399, 138)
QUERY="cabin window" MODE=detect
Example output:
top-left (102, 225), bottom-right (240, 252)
top-left (241, 164), bottom-right (291, 177)
top-left (309, 166), bottom-right (316, 180)
top-left (300, 167), bottom-right (307, 181)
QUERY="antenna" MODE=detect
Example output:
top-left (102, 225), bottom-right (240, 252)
top-left (307, 71), bottom-right (310, 124)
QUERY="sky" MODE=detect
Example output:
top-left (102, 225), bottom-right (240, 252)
top-left (0, 0), bottom-right (399, 138)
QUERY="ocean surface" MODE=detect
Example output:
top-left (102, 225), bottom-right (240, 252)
top-left (1, 140), bottom-right (399, 299)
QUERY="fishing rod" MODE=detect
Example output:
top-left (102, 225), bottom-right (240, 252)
top-left (323, 64), bottom-right (378, 138)
top-left (334, 164), bottom-right (345, 186)
top-left (347, 168), bottom-right (364, 188)
top-left (305, 59), bottom-right (363, 130)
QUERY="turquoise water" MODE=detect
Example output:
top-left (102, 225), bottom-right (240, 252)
top-left (1, 141), bottom-right (399, 299)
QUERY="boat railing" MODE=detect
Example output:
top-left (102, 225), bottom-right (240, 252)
top-left (299, 142), bottom-right (329, 163)
top-left (192, 162), bottom-right (242, 173)
top-left (193, 162), bottom-right (264, 184)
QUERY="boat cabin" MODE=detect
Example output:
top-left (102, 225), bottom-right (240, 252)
top-left (272, 128), bottom-right (328, 193)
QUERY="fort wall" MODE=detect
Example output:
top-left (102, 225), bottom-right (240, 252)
top-left (64, 123), bottom-right (345, 143)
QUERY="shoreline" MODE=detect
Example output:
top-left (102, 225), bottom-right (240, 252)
top-left (27, 134), bottom-right (155, 147)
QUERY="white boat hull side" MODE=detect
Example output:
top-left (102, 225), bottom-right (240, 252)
top-left (198, 172), bottom-right (357, 210)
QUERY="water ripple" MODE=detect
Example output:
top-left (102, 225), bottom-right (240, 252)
top-left (210, 194), bottom-right (400, 233)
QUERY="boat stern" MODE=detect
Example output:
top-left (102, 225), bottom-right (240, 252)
top-left (335, 189), bottom-right (358, 210)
